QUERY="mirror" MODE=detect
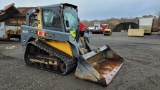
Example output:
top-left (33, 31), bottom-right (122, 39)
top-left (66, 20), bottom-right (69, 27)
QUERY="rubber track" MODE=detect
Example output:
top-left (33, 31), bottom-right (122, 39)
top-left (28, 40), bottom-right (76, 74)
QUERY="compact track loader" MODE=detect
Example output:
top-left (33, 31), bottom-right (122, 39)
top-left (21, 3), bottom-right (124, 86)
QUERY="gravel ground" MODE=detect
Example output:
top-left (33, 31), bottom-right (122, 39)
top-left (0, 32), bottom-right (160, 90)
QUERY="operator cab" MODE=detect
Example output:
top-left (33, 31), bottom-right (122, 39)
top-left (31, 4), bottom-right (78, 32)
top-left (27, 3), bottom-right (79, 38)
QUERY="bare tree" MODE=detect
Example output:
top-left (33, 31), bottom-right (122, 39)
top-left (155, 10), bottom-right (160, 27)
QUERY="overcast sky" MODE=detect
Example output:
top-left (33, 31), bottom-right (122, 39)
top-left (0, 0), bottom-right (160, 20)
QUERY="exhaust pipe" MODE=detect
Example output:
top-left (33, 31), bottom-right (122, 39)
top-left (75, 45), bottom-right (124, 86)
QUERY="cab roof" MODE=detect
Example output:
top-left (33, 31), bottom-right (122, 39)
top-left (39, 3), bottom-right (77, 9)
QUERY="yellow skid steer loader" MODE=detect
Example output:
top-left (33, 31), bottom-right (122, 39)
top-left (21, 3), bottom-right (124, 86)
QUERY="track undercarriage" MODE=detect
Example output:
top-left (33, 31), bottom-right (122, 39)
top-left (24, 40), bottom-right (76, 74)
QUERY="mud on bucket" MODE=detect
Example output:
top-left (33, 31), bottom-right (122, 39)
top-left (75, 45), bottom-right (124, 86)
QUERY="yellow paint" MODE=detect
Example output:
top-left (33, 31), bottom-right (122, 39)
top-left (70, 30), bottom-right (76, 38)
top-left (104, 29), bottom-right (112, 35)
top-left (41, 39), bottom-right (73, 56)
top-left (128, 29), bottom-right (144, 37)
top-left (37, 7), bottom-right (42, 29)
top-left (144, 30), bottom-right (151, 34)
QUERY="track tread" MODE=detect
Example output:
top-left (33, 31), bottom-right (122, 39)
top-left (25, 40), bottom-right (76, 74)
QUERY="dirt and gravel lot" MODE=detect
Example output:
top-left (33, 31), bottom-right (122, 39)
top-left (0, 32), bottom-right (160, 90)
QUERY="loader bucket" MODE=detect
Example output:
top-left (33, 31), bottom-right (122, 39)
top-left (0, 3), bottom-right (19, 22)
top-left (75, 45), bottom-right (124, 86)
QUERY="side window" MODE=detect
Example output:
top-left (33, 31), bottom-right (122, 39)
top-left (42, 8), bottom-right (61, 30)
top-left (30, 14), bottom-right (38, 26)
top-left (64, 13), bottom-right (77, 31)
top-left (63, 7), bottom-right (78, 32)
top-left (43, 10), bottom-right (55, 26)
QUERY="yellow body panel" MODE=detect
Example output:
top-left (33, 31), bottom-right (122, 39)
top-left (37, 7), bottom-right (42, 29)
top-left (41, 40), bottom-right (73, 56)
